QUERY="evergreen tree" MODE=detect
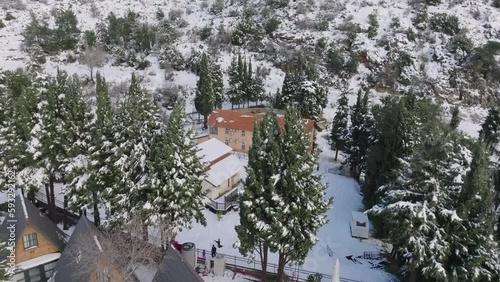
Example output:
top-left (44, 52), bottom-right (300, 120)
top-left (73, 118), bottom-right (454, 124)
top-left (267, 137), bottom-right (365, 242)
top-left (54, 9), bottom-right (80, 50)
top-left (143, 98), bottom-right (206, 244)
top-left (330, 83), bottom-right (349, 161)
top-left (105, 74), bottom-right (163, 233)
top-left (0, 72), bottom-right (38, 193)
top-left (27, 70), bottom-right (73, 221)
top-left (194, 53), bottom-right (214, 129)
top-left (480, 106), bottom-right (500, 151)
top-left (364, 94), bottom-right (433, 206)
top-left (274, 107), bottom-right (331, 281)
top-left (449, 105), bottom-right (461, 130)
top-left (227, 55), bottom-right (243, 108)
top-left (211, 62), bottom-right (224, 109)
top-left (371, 128), bottom-right (470, 281)
top-left (276, 72), bottom-right (299, 108)
top-left (296, 80), bottom-right (327, 121)
top-left (449, 142), bottom-right (500, 281)
top-left (66, 73), bottom-right (113, 226)
top-left (235, 112), bottom-right (283, 281)
top-left (345, 89), bottom-right (372, 179)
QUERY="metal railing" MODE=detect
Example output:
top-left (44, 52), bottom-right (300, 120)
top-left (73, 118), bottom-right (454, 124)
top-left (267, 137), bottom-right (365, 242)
top-left (205, 198), bottom-right (238, 212)
top-left (35, 191), bottom-right (65, 208)
top-left (194, 248), bottom-right (362, 282)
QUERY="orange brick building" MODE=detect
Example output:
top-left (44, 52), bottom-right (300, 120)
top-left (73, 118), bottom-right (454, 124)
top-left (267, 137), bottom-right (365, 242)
top-left (205, 109), bottom-right (315, 153)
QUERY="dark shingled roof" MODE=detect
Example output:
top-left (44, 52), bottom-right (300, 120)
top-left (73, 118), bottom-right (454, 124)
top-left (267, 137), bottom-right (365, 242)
top-left (153, 247), bottom-right (204, 282)
top-left (0, 194), bottom-right (67, 261)
top-left (52, 217), bottom-right (101, 282)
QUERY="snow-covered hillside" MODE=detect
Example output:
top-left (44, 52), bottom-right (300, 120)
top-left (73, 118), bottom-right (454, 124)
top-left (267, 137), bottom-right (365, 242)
top-left (0, 0), bottom-right (498, 135)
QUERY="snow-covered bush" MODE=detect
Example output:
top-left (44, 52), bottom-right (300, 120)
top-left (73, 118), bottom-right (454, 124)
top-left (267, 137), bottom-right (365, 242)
top-left (430, 13), bottom-right (460, 36)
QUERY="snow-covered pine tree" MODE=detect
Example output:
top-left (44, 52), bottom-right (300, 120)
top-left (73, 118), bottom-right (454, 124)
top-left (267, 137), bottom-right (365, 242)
top-left (448, 141), bottom-right (500, 281)
top-left (143, 98), bottom-right (206, 245)
top-left (56, 75), bottom-right (93, 228)
top-left (296, 80), bottom-right (327, 121)
top-left (26, 70), bottom-right (75, 221)
top-left (227, 55), bottom-right (243, 109)
top-left (235, 111), bottom-right (283, 282)
top-left (66, 72), bottom-right (113, 226)
top-left (273, 106), bottom-right (331, 281)
top-left (105, 74), bottom-right (163, 233)
top-left (345, 89), bottom-right (372, 179)
top-left (330, 82), bottom-right (349, 161)
top-left (0, 72), bottom-right (39, 195)
top-left (10, 73), bottom-right (47, 199)
top-left (276, 72), bottom-right (299, 108)
top-left (371, 127), bottom-right (471, 281)
top-left (194, 53), bottom-right (214, 129)
top-left (480, 106), bottom-right (500, 151)
top-left (449, 105), bottom-right (461, 130)
top-left (364, 93), bottom-right (426, 206)
top-left (210, 62), bottom-right (224, 109)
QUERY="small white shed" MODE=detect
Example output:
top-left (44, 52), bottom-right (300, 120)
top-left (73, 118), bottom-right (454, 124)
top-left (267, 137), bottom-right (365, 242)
top-left (351, 211), bottom-right (369, 239)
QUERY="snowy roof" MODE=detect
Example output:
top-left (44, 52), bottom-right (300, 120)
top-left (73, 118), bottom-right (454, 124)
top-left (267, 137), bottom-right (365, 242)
top-left (196, 138), bottom-right (233, 164)
top-left (53, 217), bottom-right (104, 282)
top-left (205, 155), bottom-right (241, 186)
top-left (352, 211), bottom-right (369, 223)
top-left (0, 193), bottom-right (67, 261)
top-left (153, 246), bottom-right (203, 282)
top-left (16, 252), bottom-right (61, 271)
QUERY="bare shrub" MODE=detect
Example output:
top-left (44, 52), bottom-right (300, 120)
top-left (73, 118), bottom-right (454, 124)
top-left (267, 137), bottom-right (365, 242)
top-left (67, 216), bottom-right (163, 282)
top-left (79, 44), bottom-right (107, 82)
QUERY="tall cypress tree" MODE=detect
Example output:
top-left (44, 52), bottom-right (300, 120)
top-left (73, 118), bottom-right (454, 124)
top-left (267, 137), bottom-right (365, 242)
top-left (228, 55), bottom-right (242, 108)
top-left (143, 98), bottom-right (206, 245)
top-left (0, 71), bottom-right (38, 194)
top-left (235, 112), bottom-right (283, 282)
top-left (66, 72), bottom-right (113, 226)
top-left (211, 62), bottom-right (224, 109)
top-left (330, 83), bottom-right (349, 161)
top-left (274, 106), bottom-right (331, 281)
top-left (106, 74), bottom-right (163, 232)
top-left (345, 89), bottom-right (372, 179)
top-left (194, 53), bottom-right (214, 129)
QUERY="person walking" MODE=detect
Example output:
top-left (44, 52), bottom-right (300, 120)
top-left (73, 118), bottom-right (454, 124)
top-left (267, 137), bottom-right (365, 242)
top-left (211, 244), bottom-right (217, 258)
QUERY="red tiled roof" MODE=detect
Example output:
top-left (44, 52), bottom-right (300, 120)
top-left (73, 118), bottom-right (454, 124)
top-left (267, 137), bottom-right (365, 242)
top-left (207, 109), bottom-right (315, 132)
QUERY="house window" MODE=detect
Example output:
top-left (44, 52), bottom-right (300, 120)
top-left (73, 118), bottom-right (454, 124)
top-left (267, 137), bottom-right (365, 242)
top-left (23, 233), bottom-right (38, 249)
top-left (44, 261), bottom-right (58, 278)
top-left (96, 268), bottom-right (111, 282)
top-left (225, 139), bottom-right (229, 145)
top-left (241, 142), bottom-right (246, 150)
top-left (225, 128), bottom-right (229, 134)
top-left (242, 130), bottom-right (245, 136)
top-left (28, 267), bottom-right (41, 282)
top-left (210, 126), bottom-right (218, 135)
top-left (11, 272), bottom-right (24, 282)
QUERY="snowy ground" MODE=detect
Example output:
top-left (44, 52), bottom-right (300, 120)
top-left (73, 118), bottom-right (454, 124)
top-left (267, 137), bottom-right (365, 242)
top-left (177, 130), bottom-right (395, 282)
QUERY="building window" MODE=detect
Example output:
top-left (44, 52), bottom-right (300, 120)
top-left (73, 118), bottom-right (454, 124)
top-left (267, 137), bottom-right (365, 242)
top-left (209, 126), bottom-right (218, 135)
top-left (96, 268), bottom-right (110, 282)
top-left (28, 267), bottom-right (41, 282)
top-left (241, 142), bottom-right (246, 150)
top-left (225, 139), bottom-right (229, 145)
top-left (23, 233), bottom-right (38, 249)
top-left (44, 261), bottom-right (57, 278)
top-left (225, 128), bottom-right (229, 134)
top-left (11, 272), bottom-right (25, 282)
top-left (242, 130), bottom-right (245, 136)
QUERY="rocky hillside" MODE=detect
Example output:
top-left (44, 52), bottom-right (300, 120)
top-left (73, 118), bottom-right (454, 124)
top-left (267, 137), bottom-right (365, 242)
top-left (0, 0), bottom-right (499, 135)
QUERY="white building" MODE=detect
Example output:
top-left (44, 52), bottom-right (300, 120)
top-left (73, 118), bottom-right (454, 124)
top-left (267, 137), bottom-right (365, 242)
top-left (350, 211), bottom-right (369, 239)
top-left (196, 139), bottom-right (241, 200)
